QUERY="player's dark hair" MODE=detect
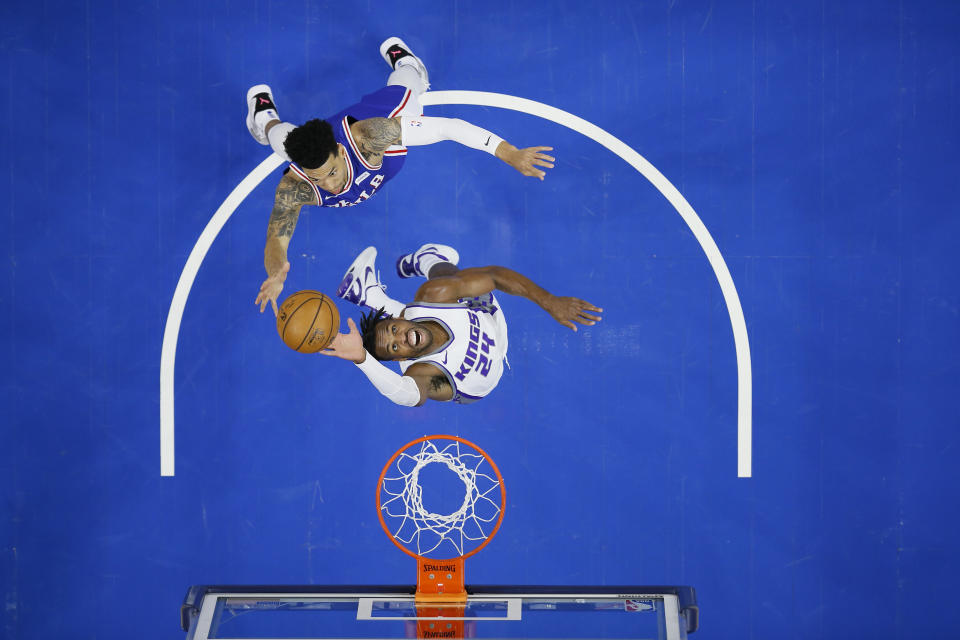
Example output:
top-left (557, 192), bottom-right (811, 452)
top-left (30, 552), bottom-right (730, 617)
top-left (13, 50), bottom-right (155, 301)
top-left (359, 307), bottom-right (392, 361)
top-left (283, 119), bottom-right (337, 169)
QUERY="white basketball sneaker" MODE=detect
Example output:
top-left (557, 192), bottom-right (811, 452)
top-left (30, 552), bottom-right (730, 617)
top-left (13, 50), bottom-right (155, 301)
top-left (246, 84), bottom-right (279, 146)
top-left (395, 244), bottom-right (460, 279)
top-left (337, 247), bottom-right (393, 311)
top-left (379, 37), bottom-right (430, 90)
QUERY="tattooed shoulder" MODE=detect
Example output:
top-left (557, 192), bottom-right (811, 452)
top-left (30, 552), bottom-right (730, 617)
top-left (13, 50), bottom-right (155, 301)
top-left (277, 172), bottom-right (318, 206)
top-left (267, 174), bottom-right (316, 239)
top-left (354, 117), bottom-right (402, 162)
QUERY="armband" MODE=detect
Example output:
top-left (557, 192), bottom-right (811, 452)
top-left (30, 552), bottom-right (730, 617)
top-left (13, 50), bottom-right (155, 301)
top-left (355, 352), bottom-right (421, 407)
top-left (400, 116), bottom-right (504, 155)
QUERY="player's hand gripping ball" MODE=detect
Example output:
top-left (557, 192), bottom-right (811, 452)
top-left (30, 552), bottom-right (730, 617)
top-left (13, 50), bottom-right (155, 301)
top-left (276, 290), bottom-right (341, 353)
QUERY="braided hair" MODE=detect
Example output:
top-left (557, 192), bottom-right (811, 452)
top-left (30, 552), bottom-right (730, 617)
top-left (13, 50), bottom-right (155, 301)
top-left (358, 307), bottom-right (391, 361)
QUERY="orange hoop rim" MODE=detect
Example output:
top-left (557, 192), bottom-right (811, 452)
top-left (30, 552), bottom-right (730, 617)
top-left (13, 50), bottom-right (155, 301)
top-left (376, 434), bottom-right (506, 561)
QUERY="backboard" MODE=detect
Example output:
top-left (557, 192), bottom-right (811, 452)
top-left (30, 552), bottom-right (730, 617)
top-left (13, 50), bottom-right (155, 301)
top-left (180, 585), bottom-right (698, 639)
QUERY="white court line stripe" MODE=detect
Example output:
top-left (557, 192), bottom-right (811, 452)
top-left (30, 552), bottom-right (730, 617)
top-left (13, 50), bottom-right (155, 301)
top-left (159, 153), bottom-right (284, 476)
top-left (421, 91), bottom-right (752, 478)
top-left (160, 91), bottom-right (752, 478)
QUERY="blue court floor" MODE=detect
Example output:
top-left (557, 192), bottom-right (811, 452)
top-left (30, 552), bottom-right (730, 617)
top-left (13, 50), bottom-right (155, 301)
top-left (2, 1), bottom-right (959, 638)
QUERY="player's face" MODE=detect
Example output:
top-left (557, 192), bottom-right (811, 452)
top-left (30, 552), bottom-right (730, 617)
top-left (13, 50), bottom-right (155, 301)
top-left (303, 145), bottom-right (349, 194)
top-left (375, 319), bottom-right (434, 360)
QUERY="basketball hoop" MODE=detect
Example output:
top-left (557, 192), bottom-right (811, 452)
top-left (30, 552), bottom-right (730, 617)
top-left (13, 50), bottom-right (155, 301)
top-left (376, 435), bottom-right (506, 606)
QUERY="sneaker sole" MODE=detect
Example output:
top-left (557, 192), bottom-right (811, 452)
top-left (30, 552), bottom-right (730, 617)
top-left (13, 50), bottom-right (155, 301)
top-left (379, 37), bottom-right (429, 86)
top-left (246, 84), bottom-right (273, 146)
top-left (338, 247), bottom-right (379, 303)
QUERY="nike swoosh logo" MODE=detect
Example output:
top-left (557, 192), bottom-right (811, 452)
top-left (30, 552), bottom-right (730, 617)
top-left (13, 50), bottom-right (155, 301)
top-left (441, 352), bottom-right (448, 364)
top-left (484, 135), bottom-right (491, 146)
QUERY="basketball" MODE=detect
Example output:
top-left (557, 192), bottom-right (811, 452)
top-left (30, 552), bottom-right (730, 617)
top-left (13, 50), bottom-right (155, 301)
top-left (276, 290), bottom-right (340, 353)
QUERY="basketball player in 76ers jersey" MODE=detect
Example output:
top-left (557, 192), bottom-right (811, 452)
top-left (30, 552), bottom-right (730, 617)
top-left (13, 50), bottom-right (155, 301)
top-left (246, 37), bottom-right (556, 316)
top-left (319, 244), bottom-right (603, 406)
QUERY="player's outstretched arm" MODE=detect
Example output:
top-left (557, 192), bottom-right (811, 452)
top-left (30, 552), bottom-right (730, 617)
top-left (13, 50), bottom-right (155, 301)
top-left (385, 115), bottom-right (555, 180)
top-left (415, 266), bottom-right (603, 331)
top-left (405, 363), bottom-right (455, 404)
top-left (256, 173), bottom-right (318, 315)
top-left (319, 318), bottom-right (368, 363)
top-left (320, 318), bottom-right (450, 406)
top-left (493, 142), bottom-right (555, 180)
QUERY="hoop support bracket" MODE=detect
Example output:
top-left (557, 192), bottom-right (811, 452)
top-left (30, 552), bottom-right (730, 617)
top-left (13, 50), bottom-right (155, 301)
top-left (415, 557), bottom-right (466, 604)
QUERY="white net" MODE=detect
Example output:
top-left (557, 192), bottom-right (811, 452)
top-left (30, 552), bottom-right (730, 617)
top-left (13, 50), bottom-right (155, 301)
top-left (380, 438), bottom-right (503, 558)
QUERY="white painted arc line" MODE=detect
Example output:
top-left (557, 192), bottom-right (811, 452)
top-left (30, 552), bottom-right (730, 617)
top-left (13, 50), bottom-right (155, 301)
top-left (159, 90), bottom-right (751, 478)
top-left (422, 91), bottom-right (753, 478)
top-left (159, 153), bottom-right (285, 476)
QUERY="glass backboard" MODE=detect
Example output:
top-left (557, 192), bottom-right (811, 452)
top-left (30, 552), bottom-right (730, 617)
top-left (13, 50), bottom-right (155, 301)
top-left (180, 585), bottom-right (698, 640)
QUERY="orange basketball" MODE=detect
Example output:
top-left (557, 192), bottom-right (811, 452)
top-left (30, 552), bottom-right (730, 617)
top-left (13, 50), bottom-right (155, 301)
top-left (276, 290), bottom-right (340, 353)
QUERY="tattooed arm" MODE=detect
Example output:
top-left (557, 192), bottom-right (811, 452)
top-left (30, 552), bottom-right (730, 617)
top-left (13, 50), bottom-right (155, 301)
top-left (352, 117), bottom-right (403, 166)
top-left (255, 172), bottom-right (318, 315)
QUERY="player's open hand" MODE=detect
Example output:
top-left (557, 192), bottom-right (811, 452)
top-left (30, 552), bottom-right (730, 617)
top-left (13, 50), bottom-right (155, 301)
top-left (499, 144), bottom-right (555, 180)
top-left (255, 262), bottom-right (290, 316)
top-left (544, 295), bottom-right (603, 332)
top-left (320, 317), bottom-right (367, 363)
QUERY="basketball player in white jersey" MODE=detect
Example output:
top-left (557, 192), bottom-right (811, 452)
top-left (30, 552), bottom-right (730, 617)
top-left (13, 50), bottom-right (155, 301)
top-left (247, 37), bottom-right (556, 316)
top-left (320, 245), bottom-right (602, 406)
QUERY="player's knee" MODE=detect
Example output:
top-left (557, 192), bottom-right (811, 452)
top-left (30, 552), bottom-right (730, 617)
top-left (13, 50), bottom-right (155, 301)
top-left (417, 278), bottom-right (456, 301)
top-left (427, 263), bottom-right (459, 279)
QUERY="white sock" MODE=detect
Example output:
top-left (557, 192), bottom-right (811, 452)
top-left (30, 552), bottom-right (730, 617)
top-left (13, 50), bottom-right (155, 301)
top-left (416, 254), bottom-right (450, 279)
top-left (387, 64), bottom-right (428, 96)
top-left (382, 297), bottom-right (406, 317)
top-left (266, 122), bottom-right (295, 162)
top-left (366, 289), bottom-right (406, 317)
top-left (254, 109), bottom-right (278, 130)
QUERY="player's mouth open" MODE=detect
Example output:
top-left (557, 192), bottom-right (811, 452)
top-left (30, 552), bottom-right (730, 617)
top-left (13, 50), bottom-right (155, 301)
top-left (407, 328), bottom-right (421, 347)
